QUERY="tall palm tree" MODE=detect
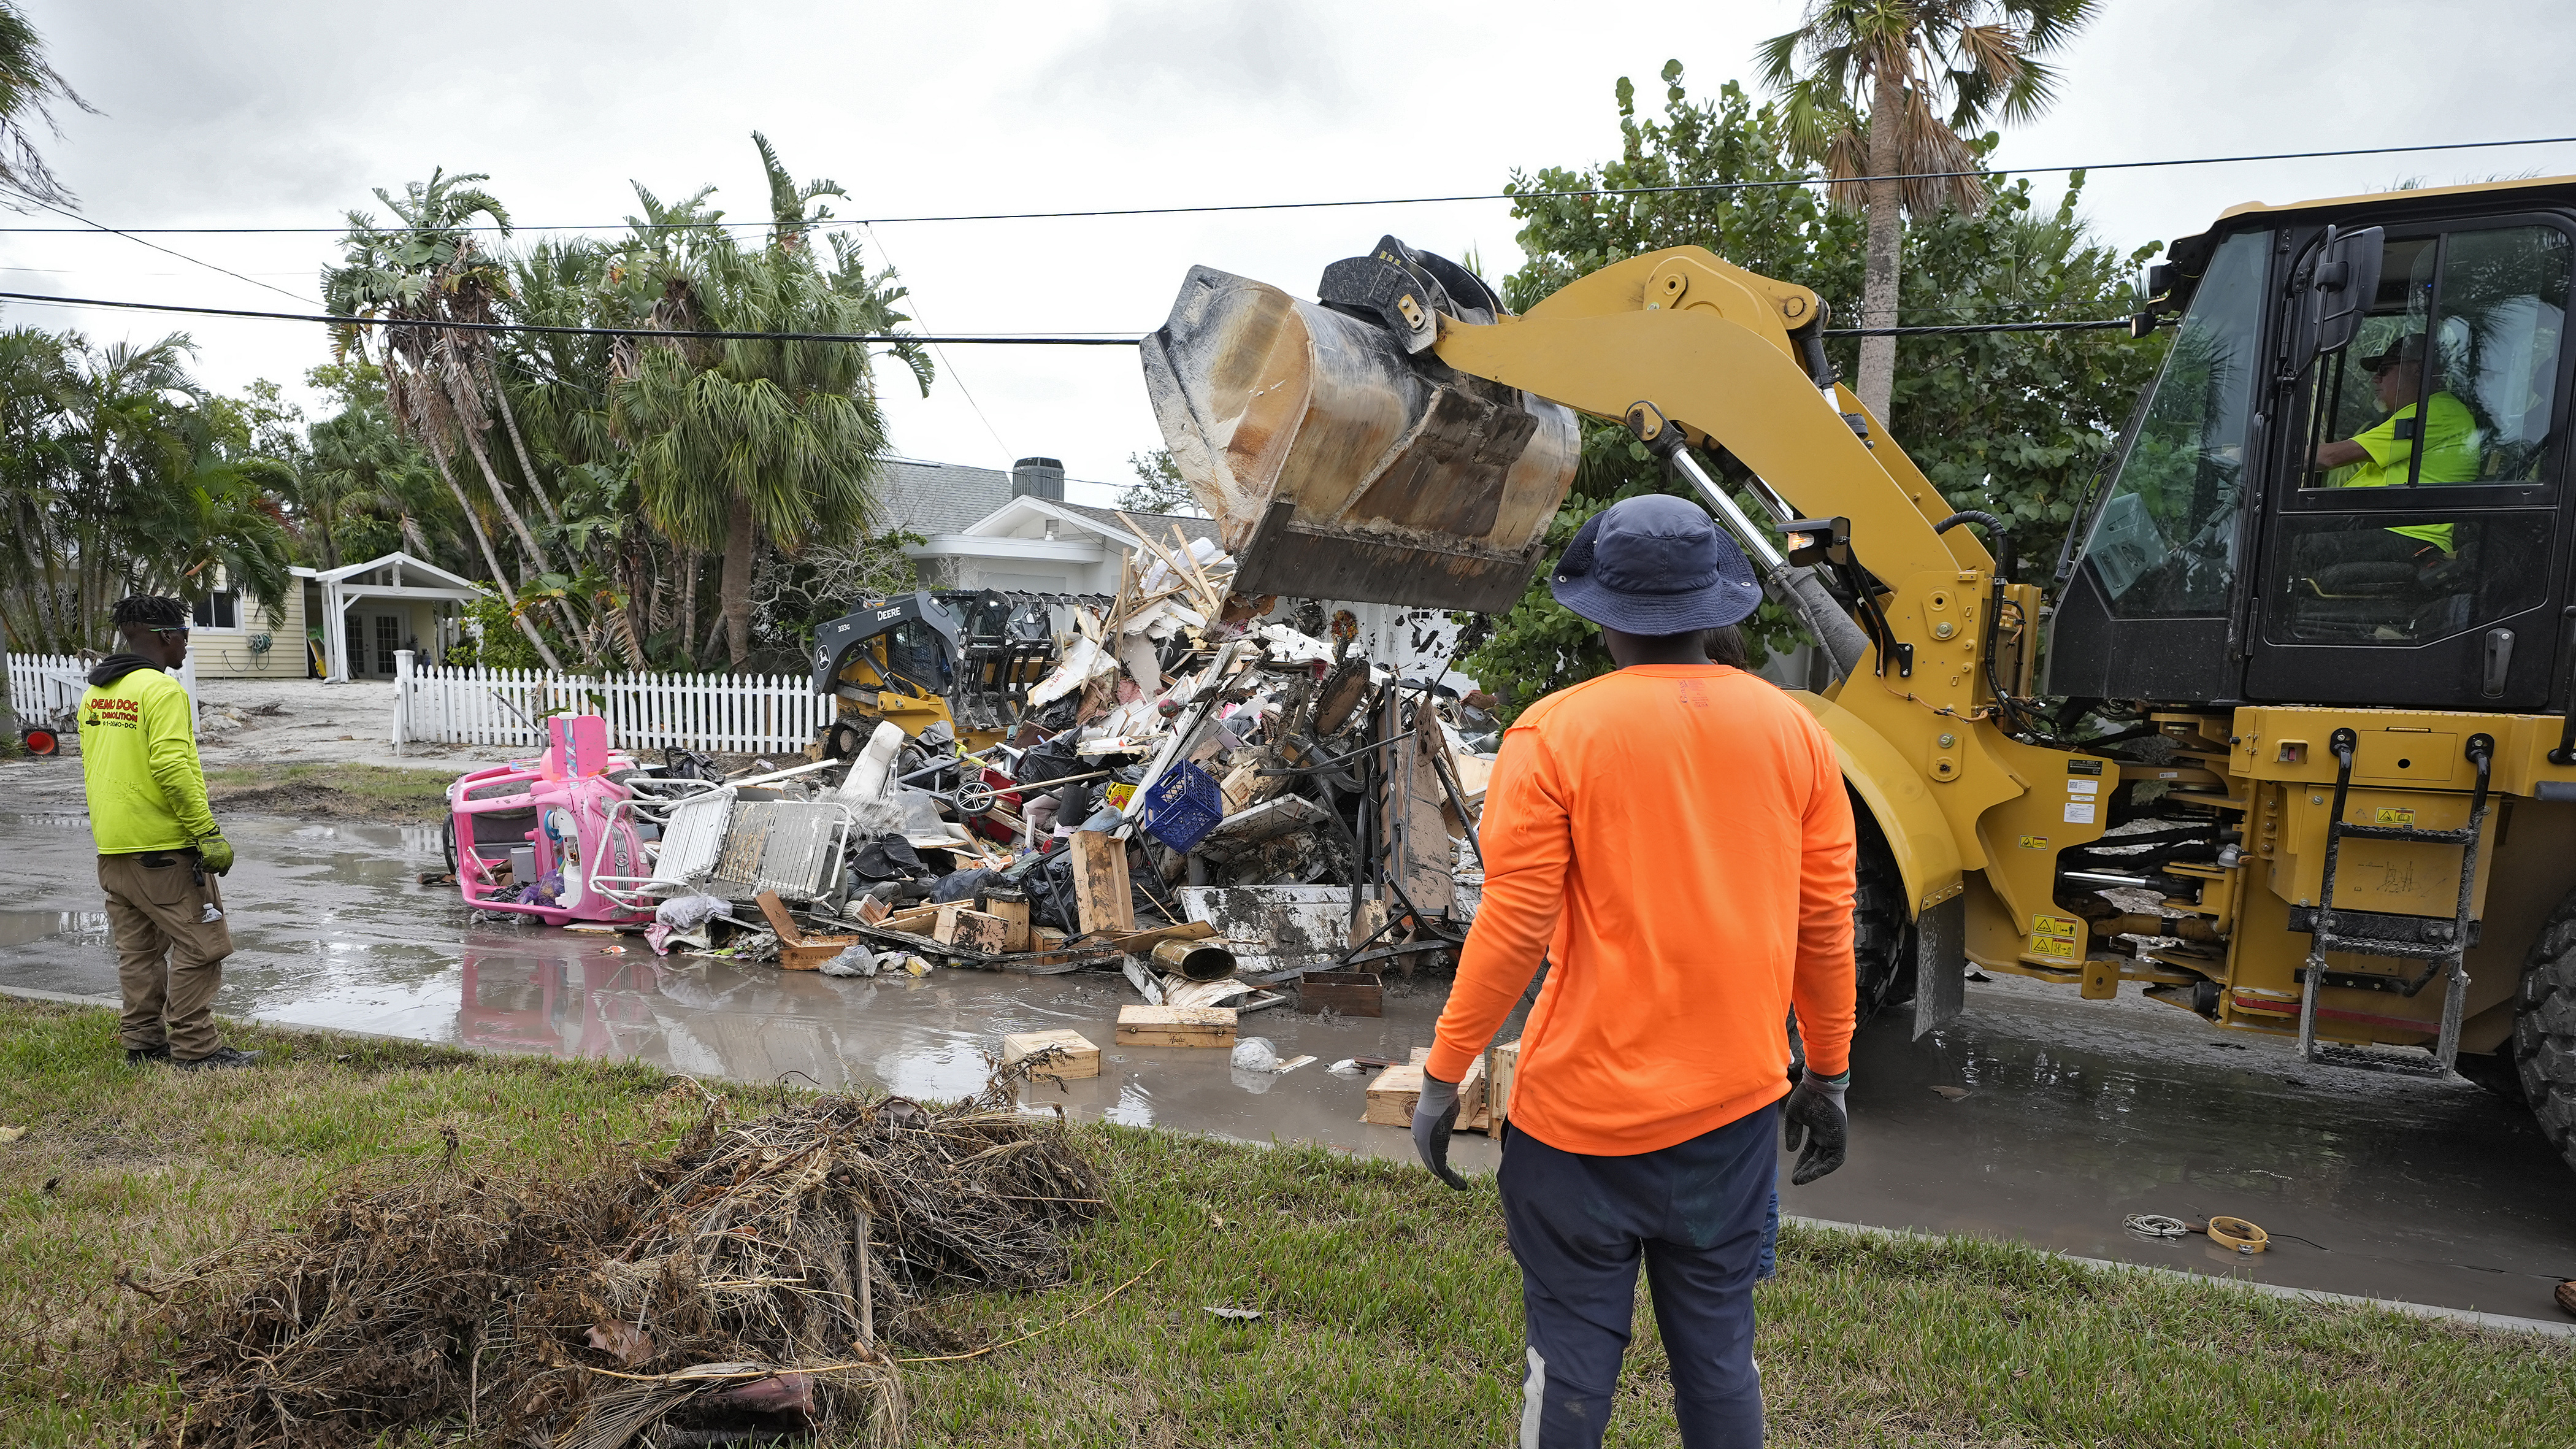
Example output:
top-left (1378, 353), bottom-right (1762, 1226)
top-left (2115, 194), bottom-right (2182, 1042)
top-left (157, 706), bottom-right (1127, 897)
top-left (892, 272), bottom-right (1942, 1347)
top-left (0, 324), bottom-right (77, 650)
top-left (0, 1), bottom-right (93, 206)
top-left (612, 136), bottom-right (928, 667)
top-left (325, 169), bottom-right (569, 669)
top-left (1759, 0), bottom-right (2098, 421)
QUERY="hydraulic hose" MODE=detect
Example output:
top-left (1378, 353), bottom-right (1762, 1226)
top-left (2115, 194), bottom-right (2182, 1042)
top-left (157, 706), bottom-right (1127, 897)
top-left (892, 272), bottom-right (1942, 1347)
top-left (1662, 442), bottom-right (1872, 681)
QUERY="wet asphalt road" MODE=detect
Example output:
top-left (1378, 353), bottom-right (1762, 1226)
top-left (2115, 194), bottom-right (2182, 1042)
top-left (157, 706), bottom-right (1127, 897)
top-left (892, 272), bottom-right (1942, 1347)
top-left (2, 761), bottom-right (2570, 1323)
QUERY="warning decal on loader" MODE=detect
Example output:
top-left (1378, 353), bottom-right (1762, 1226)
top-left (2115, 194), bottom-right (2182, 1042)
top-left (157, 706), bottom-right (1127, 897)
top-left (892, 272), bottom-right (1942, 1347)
top-left (2028, 913), bottom-right (2081, 959)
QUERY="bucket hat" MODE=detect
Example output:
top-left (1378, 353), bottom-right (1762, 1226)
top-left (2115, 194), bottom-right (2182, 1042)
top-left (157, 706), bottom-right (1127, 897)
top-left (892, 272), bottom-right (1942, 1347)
top-left (1547, 494), bottom-right (1761, 634)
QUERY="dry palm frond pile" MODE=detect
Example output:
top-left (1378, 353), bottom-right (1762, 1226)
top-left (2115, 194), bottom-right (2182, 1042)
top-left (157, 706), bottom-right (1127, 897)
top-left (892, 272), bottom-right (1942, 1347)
top-left (142, 1087), bottom-right (1104, 1448)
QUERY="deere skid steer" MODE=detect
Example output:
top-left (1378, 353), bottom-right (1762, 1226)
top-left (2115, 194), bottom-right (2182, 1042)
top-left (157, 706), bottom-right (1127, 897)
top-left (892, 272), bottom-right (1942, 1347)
top-left (1141, 177), bottom-right (2576, 1178)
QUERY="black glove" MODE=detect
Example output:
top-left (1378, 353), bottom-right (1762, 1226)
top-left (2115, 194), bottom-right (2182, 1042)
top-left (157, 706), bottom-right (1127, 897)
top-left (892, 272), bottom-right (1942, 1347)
top-left (1410, 1070), bottom-right (1470, 1191)
top-left (1781, 1067), bottom-right (1851, 1185)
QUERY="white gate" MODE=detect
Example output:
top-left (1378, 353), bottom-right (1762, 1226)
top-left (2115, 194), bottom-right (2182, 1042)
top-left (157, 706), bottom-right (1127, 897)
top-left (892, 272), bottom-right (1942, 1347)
top-left (393, 655), bottom-right (826, 757)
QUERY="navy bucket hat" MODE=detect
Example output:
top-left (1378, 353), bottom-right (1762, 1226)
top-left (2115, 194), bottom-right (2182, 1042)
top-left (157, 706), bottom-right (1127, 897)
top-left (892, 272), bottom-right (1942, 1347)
top-left (1547, 494), bottom-right (1761, 634)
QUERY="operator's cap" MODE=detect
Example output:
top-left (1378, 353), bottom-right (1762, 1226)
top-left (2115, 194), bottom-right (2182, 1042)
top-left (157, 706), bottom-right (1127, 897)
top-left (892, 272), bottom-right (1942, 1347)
top-left (1548, 494), bottom-right (1760, 635)
top-left (2362, 332), bottom-right (2427, 371)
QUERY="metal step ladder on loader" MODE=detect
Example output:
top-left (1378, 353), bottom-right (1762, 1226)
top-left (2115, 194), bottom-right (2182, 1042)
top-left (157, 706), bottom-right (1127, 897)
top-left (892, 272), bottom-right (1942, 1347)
top-left (2296, 727), bottom-right (2494, 1077)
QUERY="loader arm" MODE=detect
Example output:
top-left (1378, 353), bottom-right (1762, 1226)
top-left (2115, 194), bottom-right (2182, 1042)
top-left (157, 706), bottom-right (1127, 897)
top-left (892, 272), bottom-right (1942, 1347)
top-left (1432, 247), bottom-right (1985, 586)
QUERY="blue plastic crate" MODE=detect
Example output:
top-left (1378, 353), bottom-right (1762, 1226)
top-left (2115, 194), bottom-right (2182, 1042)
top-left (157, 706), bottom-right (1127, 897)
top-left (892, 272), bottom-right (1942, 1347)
top-left (1137, 760), bottom-right (1224, 853)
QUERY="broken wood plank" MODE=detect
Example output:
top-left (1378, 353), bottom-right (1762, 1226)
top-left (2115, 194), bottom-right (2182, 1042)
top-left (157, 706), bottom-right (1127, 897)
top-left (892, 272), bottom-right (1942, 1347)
top-left (950, 908), bottom-right (1013, 956)
top-left (853, 894), bottom-right (891, 926)
top-left (1071, 830), bottom-right (1135, 934)
top-left (881, 902), bottom-right (940, 935)
top-left (1002, 1028), bottom-right (1101, 1080)
top-left (1487, 1039), bottom-right (1520, 1130)
top-left (1114, 1004), bottom-right (1236, 1047)
top-left (753, 889), bottom-right (807, 944)
top-left (929, 901), bottom-right (967, 945)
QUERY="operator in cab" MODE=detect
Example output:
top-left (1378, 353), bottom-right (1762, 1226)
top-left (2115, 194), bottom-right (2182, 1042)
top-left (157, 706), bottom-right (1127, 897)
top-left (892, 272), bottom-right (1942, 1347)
top-left (1411, 494), bottom-right (1858, 1449)
top-left (2306, 332), bottom-right (2480, 562)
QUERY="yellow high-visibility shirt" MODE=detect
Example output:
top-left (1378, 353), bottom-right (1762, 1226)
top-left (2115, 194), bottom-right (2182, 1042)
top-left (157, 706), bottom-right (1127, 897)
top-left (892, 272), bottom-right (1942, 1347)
top-left (78, 664), bottom-right (218, 854)
top-left (2333, 390), bottom-right (2480, 552)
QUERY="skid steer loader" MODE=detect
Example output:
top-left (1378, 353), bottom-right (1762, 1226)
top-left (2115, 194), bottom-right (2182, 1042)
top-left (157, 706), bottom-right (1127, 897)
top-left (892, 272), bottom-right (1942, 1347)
top-left (1141, 179), bottom-right (2576, 1178)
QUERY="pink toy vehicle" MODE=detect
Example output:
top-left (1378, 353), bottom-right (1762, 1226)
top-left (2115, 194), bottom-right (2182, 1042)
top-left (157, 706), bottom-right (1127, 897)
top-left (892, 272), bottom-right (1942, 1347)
top-left (443, 715), bottom-right (656, 926)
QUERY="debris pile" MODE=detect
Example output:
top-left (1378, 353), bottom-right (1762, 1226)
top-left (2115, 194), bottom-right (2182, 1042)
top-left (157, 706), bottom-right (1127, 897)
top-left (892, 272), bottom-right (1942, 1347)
top-left (463, 516), bottom-right (1504, 1012)
top-left (144, 1085), bottom-right (1103, 1449)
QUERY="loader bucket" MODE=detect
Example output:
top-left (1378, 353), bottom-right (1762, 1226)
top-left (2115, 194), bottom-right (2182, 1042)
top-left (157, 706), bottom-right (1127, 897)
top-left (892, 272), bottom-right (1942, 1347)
top-left (1140, 263), bottom-right (1581, 613)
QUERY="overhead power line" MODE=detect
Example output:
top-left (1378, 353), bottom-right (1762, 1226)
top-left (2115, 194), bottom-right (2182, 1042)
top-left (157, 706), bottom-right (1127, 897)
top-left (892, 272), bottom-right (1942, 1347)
top-left (0, 133), bottom-right (2570, 237)
top-left (0, 288), bottom-right (2148, 343)
top-left (0, 289), bottom-right (1146, 343)
top-left (1, 187), bottom-right (319, 305)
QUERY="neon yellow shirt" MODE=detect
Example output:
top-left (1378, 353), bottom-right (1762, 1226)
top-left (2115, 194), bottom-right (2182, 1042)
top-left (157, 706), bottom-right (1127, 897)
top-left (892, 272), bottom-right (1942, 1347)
top-left (2334, 391), bottom-right (2480, 551)
top-left (77, 665), bottom-right (218, 854)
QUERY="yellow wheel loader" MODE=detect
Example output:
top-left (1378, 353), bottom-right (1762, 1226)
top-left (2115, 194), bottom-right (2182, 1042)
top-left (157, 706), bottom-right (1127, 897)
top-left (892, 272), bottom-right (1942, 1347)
top-left (1141, 181), bottom-right (2576, 1179)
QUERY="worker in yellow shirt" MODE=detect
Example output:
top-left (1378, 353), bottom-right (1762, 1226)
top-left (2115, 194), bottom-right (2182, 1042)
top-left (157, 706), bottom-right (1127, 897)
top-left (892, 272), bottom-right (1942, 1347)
top-left (77, 596), bottom-right (258, 1070)
top-left (2306, 332), bottom-right (2480, 564)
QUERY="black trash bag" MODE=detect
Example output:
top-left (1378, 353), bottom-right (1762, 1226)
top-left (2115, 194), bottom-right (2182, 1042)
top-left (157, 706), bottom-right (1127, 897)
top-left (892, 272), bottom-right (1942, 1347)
top-left (847, 834), bottom-right (926, 881)
top-left (1015, 734), bottom-right (1086, 787)
top-left (933, 867), bottom-right (1001, 904)
top-left (1015, 846), bottom-right (1083, 931)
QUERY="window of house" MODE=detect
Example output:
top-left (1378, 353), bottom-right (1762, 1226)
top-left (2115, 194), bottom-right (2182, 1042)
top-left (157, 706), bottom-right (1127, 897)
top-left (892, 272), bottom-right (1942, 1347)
top-left (192, 591), bottom-right (239, 630)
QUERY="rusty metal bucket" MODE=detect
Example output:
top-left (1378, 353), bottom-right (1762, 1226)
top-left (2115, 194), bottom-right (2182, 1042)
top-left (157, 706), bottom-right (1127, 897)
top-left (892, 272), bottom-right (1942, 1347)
top-left (1140, 263), bottom-right (1581, 613)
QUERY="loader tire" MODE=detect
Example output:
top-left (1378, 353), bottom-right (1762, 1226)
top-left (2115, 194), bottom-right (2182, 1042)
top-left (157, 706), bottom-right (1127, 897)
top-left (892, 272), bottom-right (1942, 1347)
top-left (1853, 813), bottom-right (1914, 1021)
top-left (2512, 893), bottom-right (2576, 1178)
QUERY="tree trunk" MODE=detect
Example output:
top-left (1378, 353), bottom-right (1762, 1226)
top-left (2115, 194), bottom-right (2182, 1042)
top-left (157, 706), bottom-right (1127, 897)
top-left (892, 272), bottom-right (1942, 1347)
top-left (676, 545), bottom-right (699, 645)
top-left (619, 524), bottom-right (652, 669)
top-left (427, 446), bottom-right (564, 673)
top-left (482, 359), bottom-right (562, 528)
top-left (1857, 63), bottom-right (1906, 425)
top-left (456, 425), bottom-right (597, 668)
top-left (719, 493), bottom-right (756, 669)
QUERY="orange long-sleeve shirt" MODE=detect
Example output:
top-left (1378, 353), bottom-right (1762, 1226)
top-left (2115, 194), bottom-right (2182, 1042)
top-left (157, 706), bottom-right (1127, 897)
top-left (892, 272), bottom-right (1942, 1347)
top-left (1427, 664), bottom-right (1857, 1156)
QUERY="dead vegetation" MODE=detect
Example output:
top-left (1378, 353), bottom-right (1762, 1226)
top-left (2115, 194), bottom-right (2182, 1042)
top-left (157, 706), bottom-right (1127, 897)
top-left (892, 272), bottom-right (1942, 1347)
top-left (139, 1080), bottom-right (1103, 1448)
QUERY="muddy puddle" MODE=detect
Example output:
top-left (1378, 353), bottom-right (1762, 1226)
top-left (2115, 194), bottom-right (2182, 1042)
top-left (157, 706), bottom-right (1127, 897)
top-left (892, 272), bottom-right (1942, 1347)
top-left (1, 804), bottom-right (2570, 1321)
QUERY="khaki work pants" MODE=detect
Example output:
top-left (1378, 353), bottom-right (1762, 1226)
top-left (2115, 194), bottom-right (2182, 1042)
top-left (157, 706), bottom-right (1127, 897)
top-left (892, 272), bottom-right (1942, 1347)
top-left (98, 851), bottom-right (234, 1060)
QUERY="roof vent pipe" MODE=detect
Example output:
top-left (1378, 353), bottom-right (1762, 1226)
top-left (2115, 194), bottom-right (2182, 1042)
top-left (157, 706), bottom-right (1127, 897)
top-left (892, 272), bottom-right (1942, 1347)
top-left (1011, 456), bottom-right (1065, 501)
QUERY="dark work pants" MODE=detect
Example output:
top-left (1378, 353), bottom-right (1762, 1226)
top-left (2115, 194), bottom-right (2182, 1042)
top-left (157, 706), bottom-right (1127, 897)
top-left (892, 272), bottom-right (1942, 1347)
top-left (1498, 1104), bottom-right (1777, 1449)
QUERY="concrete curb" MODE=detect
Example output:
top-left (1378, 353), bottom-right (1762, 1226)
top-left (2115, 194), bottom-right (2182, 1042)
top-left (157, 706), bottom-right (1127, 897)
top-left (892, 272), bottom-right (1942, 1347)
top-left (9, 985), bottom-right (2569, 1340)
top-left (1787, 1213), bottom-right (2576, 1340)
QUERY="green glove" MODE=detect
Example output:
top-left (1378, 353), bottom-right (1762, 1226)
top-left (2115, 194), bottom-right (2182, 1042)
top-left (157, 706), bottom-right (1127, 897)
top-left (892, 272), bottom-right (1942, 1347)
top-left (194, 833), bottom-right (236, 876)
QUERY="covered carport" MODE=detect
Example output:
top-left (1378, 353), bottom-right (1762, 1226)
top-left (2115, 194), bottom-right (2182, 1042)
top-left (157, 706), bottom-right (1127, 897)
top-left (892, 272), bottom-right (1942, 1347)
top-left (311, 553), bottom-right (479, 682)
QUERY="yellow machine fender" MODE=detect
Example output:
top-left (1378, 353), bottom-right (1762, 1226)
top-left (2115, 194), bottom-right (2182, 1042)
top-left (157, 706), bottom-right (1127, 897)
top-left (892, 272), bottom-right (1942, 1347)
top-left (1792, 691), bottom-right (1963, 915)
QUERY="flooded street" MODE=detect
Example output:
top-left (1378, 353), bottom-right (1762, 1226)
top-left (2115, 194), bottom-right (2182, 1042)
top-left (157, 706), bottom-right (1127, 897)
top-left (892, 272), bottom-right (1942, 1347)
top-left (3, 777), bottom-right (2571, 1323)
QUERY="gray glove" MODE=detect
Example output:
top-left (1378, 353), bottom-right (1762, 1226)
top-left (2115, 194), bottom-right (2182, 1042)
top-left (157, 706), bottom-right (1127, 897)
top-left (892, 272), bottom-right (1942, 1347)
top-left (1781, 1068), bottom-right (1850, 1185)
top-left (1410, 1071), bottom-right (1470, 1191)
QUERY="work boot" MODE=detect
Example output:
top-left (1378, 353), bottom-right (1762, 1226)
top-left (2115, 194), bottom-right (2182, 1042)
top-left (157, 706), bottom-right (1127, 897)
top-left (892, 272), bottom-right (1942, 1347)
top-left (123, 1042), bottom-right (171, 1067)
top-left (174, 1046), bottom-right (263, 1072)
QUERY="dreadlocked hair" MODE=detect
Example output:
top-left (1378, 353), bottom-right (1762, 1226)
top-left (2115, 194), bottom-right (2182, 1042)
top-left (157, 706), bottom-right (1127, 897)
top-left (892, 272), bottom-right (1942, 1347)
top-left (110, 595), bottom-right (189, 631)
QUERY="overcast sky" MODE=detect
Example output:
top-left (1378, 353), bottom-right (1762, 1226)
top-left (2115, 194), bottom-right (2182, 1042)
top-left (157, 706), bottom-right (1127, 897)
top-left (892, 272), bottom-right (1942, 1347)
top-left (9, 0), bottom-right (2574, 506)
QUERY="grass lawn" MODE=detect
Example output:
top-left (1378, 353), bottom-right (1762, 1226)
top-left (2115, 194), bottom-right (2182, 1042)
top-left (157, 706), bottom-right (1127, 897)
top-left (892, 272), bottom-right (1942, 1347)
top-left (1, 998), bottom-right (2567, 1448)
top-left (204, 761), bottom-right (457, 822)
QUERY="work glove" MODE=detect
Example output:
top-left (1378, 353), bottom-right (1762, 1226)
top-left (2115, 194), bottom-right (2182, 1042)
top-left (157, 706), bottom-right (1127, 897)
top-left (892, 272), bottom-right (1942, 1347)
top-left (194, 833), bottom-right (235, 877)
top-left (1411, 1070), bottom-right (1471, 1191)
top-left (1781, 1067), bottom-right (1850, 1185)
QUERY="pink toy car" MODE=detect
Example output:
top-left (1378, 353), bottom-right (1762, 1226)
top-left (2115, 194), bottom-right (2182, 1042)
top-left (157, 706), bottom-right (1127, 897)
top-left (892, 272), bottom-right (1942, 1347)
top-left (443, 715), bottom-right (656, 926)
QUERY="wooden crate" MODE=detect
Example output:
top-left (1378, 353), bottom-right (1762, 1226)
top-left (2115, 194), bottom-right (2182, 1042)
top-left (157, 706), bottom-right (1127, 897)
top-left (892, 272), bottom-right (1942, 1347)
top-left (1114, 1005), bottom-right (1236, 1047)
top-left (1489, 1039), bottom-right (1520, 1128)
top-left (753, 889), bottom-right (861, 972)
top-left (1002, 1028), bottom-right (1100, 1080)
top-left (1364, 1047), bottom-right (1484, 1128)
top-left (1298, 969), bottom-right (1383, 1017)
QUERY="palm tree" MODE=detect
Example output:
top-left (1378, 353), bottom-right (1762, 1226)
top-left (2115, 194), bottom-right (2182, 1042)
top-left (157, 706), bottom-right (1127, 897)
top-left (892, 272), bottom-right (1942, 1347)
top-left (0, 1), bottom-right (94, 206)
top-left (0, 324), bottom-right (77, 649)
top-left (611, 136), bottom-right (928, 667)
top-left (1759, 1), bottom-right (2098, 421)
top-left (325, 169), bottom-right (570, 669)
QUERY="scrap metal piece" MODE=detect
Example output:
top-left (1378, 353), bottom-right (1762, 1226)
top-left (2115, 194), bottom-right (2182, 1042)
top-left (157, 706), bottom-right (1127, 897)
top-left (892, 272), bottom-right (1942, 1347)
top-left (708, 801), bottom-right (854, 905)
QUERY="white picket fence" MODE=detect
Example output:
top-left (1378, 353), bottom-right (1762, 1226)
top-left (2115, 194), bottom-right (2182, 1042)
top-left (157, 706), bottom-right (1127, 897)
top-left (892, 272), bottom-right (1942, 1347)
top-left (393, 654), bottom-right (827, 756)
top-left (7, 650), bottom-right (196, 732)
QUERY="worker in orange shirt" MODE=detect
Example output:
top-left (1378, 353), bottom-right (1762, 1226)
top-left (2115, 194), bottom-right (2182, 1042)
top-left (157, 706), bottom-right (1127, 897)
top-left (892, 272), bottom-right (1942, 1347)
top-left (1414, 493), bottom-right (1857, 1449)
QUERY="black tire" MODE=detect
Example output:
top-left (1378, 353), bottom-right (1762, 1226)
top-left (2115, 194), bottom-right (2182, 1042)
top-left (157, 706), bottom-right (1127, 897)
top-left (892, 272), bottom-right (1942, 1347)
top-left (2512, 892), bottom-right (2576, 1178)
top-left (1853, 805), bottom-right (1915, 1021)
top-left (441, 813), bottom-right (459, 877)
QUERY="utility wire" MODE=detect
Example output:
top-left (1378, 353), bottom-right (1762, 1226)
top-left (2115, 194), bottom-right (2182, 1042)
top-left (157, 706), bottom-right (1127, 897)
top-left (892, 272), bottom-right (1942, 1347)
top-left (0, 290), bottom-right (1145, 343)
top-left (865, 221), bottom-right (1013, 456)
top-left (1, 134), bottom-right (2570, 236)
top-left (1, 188), bottom-right (320, 305)
top-left (0, 288), bottom-right (2152, 341)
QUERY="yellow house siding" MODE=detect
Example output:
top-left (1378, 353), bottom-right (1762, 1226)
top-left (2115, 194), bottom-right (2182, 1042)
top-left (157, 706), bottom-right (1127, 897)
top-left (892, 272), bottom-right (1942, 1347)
top-left (190, 585), bottom-right (310, 680)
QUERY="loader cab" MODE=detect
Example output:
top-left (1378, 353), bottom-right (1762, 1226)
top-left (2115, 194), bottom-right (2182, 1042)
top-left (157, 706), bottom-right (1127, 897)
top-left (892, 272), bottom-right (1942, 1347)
top-left (2050, 179), bottom-right (2576, 710)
